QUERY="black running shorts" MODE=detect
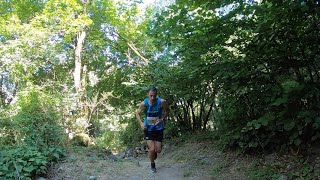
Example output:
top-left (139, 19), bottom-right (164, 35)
top-left (144, 129), bottom-right (164, 142)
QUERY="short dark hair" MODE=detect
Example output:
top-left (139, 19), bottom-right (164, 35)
top-left (148, 86), bottom-right (158, 93)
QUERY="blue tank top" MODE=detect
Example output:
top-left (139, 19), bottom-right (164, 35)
top-left (144, 97), bottom-right (164, 131)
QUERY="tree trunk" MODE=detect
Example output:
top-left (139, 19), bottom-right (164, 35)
top-left (203, 101), bottom-right (214, 131)
top-left (73, 30), bottom-right (90, 133)
top-left (74, 31), bottom-right (86, 95)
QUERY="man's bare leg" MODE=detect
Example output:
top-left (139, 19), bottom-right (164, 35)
top-left (147, 140), bottom-right (156, 162)
top-left (155, 141), bottom-right (162, 154)
top-left (147, 140), bottom-right (162, 161)
top-left (147, 140), bottom-right (162, 172)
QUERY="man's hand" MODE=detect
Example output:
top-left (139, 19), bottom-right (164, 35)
top-left (136, 102), bottom-right (146, 130)
top-left (140, 122), bottom-right (145, 130)
top-left (155, 118), bottom-right (163, 125)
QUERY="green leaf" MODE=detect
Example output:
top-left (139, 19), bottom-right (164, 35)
top-left (17, 158), bottom-right (25, 163)
top-left (249, 142), bottom-right (258, 148)
top-left (254, 123), bottom-right (261, 129)
top-left (294, 138), bottom-right (301, 146)
top-left (2, 165), bottom-right (9, 171)
top-left (312, 117), bottom-right (320, 129)
top-left (284, 121), bottom-right (295, 131)
top-left (16, 165), bottom-right (23, 172)
top-left (272, 97), bottom-right (288, 106)
top-left (35, 159), bottom-right (41, 164)
top-left (281, 79), bottom-right (302, 94)
top-left (258, 112), bottom-right (275, 126)
top-left (53, 153), bottom-right (60, 159)
top-left (291, 132), bottom-right (299, 139)
top-left (23, 166), bottom-right (34, 173)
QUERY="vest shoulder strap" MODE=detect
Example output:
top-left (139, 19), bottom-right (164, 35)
top-left (144, 98), bottom-right (161, 110)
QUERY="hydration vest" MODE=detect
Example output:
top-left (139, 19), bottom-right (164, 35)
top-left (144, 97), bottom-right (164, 131)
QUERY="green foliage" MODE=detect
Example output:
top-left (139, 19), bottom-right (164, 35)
top-left (0, 0), bottom-right (46, 23)
top-left (0, 85), bottom-right (66, 179)
top-left (213, 0), bottom-right (320, 151)
top-left (0, 0), bottom-right (319, 162)
top-left (288, 163), bottom-right (313, 179)
top-left (163, 117), bottom-right (180, 140)
top-left (0, 145), bottom-right (65, 179)
top-left (0, 116), bottom-right (16, 148)
top-left (14, 85), bottom-right (65, 148)
top-left (147, 0), bottom-right (320, 152)
top-left (248, 161), bottom-right (281, 180)
top-left (119, 117), bottom-right (144, 148)
top-left (248, 158), bottom-right (314, 180)
top-left (96, 131), bottom-right (122, 151)
top-left (179, 131), bottom-right (217, 143)
top-left (0, 146), bottom-right (48, 179)
top-left (0, 0), bottom-right (161, 158)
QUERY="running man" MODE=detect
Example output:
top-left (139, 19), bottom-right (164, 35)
top-left (135, 87), bottom-right (169, 173)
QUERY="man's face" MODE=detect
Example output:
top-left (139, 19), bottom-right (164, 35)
top-left (148, 91), bottom-right (157, 103)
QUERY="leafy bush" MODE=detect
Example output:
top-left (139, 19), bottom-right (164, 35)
top-left (14, 86), bottom-right (66, 148)
top-left (96, 131), bottom-right (122, 151)
top-left (0, 85), bottom-right (67, 179)
top-left (248, 162), bottom-right (281, 180)
top-left (0, 146), bottom-right (48, 179)
top-left (211, 1), bottom-right (320, 152)
top-left (163, 117), bottom-right (180, 140)
top-left (0, 146), bottom-right (64, 179)
top-left (0, 145), bottom-right (65, 179)
top-left (119, 117), bottom-right (144, 148)
top-left (0, 118), bottom-right (17, 148)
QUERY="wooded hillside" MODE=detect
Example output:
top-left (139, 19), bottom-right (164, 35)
top-left (0, 0), bottom-right (319, 179)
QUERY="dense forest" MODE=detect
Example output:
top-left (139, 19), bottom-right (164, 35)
top-left (0, 0), bottom-right (319, 179)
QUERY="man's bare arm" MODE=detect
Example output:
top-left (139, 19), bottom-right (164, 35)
top-left (155, 99), bottom-right (169, 125)
top-left (161, 99), bottom-right (169, 120)
top-left (135, 102), bottom-right (145, 130)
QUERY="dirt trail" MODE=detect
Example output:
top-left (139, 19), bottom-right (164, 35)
top-left (47, 152), bottom-right (196, 180)
top-left (46, 141), bottom-right (252, 180)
